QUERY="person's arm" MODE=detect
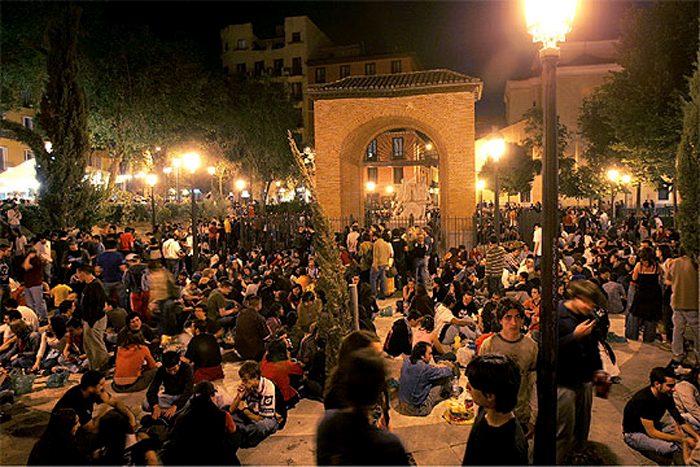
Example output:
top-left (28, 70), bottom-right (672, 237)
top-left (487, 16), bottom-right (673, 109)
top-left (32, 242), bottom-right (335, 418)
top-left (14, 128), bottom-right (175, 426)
top-left (642, 418), bottom-right (686, 443)
top-left (23, 253), bottom-right (35, 271)
top-left (101, 390), bottom-right (137, 429)
top-left (32, 333), bottom-right (48, 371)
top-left (143, 347), bottom-right (157, 370)
top-left (171, 365), bottom-right (194, 411)
top-left (146, 369), bottom-right (163, 412)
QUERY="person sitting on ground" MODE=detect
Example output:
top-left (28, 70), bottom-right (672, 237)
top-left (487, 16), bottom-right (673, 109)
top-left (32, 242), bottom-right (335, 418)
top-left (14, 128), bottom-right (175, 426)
top-left (143, 351), bottom-right (194, 421)
top-left (435, 295), bottom-right (479, 345)
top-left (164, 380), bottom-right (241, 466)
top-left (191, 302), bottom-right (223, 339)
top-left (316, 348), bottom-right (409, 465)
top-left (462, 354), bottom-right (528, 465)
top-left (3, 320), bottom-right (40, 370)
top-left (93, 409), bottom-right (159, 466)
top-left (112, 329), bottom-right (157, 393)
top-left (412, 315), bottom-right (455, 362)
top-left (384, 311), bottom-right (421, 358)
top-left (230, 360), bottom-right (283, 448)
top-left (297, 291), bottom-right (321, 333)
top-left (673, 367), bottom-right (700, 433)
top-left (261, 338), bottom-right (304, 408)
top-left (206, 280), bottom-right (238, 332)
top-left (409, 283), bottom-right (434, 317)
top-left (235, 296), bottom-right (270, 362)
top-left (118, 312), bottom-right (160, 359)
top-left (57, 318), bottom-right (89, 373)
top-left (52, 369), bottom-right (136, 456)
top-left (27, 408), bottom-right (88, 465)
top-left (623, 367), bottom-right (700, 463)
top-left (30, 316), bottom-right (67, 374)
top-left (396, 342), bottom-right (455, 417)
top-left (183, 319), bottom-right (224, 383)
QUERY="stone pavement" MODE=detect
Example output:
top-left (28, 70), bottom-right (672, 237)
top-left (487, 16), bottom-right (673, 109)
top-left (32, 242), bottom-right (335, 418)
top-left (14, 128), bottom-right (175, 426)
top-left (0, 301), bottom-right (674, 465)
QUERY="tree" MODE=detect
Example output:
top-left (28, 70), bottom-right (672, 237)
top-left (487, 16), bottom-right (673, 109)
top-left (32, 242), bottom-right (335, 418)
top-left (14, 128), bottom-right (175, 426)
top-left (676, 51), bottom-right (700, 260)
top-left (579, 1), bottom-right (699, 188)
top-left (288, 132), bottom-right (352, 372)
top-left (478, 142), bottom-right (541, 196)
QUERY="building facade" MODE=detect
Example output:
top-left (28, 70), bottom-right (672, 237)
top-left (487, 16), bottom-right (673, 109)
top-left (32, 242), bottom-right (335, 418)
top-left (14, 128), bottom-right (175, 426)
top-left (0, 107), bottom-right (37, 171)
top-left (220, 16), bottom-right (333, 142)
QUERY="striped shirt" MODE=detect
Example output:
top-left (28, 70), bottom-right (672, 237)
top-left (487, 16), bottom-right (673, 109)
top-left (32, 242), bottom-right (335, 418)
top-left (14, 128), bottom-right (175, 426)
top-left (485, 245), bottom-right (507, 277)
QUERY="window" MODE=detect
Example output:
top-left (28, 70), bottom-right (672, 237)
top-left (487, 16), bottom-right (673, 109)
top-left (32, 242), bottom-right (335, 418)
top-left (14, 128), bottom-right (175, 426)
top-left (290, 82), bottom-right (302, 101)
top-left (236, 63), bottom-right (247, 74)
top-left (367, 167), bottom-right (378, 183)
top-left (22, 116), bottom-right (33, 130)
top-left (292, 57), bottom-right (302, 75)
top-left (391, 60), bottom-right (402, 74)
top-left (366, 139), bottom-right (377, 160)
top-left (254, 61), bottom-right (264, 76)
top-left (520, 190), bottom-right (531, 203)
top-left (393, 167), bottom-right (404, 185)
top-left (23, 149), bottom-right (34, 161)
top-left (392, 137), bottom-right (404, 159)
top-left (236, 39), bottom-right (247, 50)
top-left (658, 187), bottom-right (670, 201)
top-left (291, 32), bottom-right (301, 43)
top-left (340, 65), bottom-right (350, 79)
top-left (365, 62), bottom-right (376, 75)
top-left (315, 67), bottom-right (326, 83)
top-left (273, 59), bottom-right (284, 76)
top-left (0, 147), bottom-right (8, 172)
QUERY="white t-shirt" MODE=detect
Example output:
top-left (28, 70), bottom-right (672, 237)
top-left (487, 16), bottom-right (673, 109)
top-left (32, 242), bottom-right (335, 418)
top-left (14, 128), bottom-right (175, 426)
top-left (162, 239), bottom-right (181, 260)
top-left (435, 303), bottom-right (456, 338)
top-left (533, 227), bottom-right (542, 257)
top-left (245, 376), bottom-right (276, 418)
top-left (18, 305), bottom-right (40, 331)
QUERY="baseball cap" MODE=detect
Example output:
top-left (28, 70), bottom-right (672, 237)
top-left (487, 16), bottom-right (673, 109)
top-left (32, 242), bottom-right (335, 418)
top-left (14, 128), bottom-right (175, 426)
top-left (125, 253), bottom-right (138, 262)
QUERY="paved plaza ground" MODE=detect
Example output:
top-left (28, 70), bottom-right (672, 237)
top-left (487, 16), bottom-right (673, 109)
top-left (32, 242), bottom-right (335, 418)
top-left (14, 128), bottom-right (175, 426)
top-left (0, 298), bottom-right (673, 465)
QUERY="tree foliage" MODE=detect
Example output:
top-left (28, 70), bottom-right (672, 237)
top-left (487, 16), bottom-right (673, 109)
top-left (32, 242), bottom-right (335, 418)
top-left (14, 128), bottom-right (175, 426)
top-left (478, 142), bottom-right (541, 196)
top-left (579, 1), bottom-right (699, 185)
top-left (677, 52), bottom-right (700, 259)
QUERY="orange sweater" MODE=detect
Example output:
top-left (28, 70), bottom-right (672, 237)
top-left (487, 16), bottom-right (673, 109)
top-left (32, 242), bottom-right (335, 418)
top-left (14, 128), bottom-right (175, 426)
top-left (114, 345), bottom-right (156, 385)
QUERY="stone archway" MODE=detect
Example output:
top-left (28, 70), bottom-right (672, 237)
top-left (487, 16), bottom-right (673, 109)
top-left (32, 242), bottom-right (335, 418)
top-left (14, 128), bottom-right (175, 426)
top-left (309, 70), bottom-right (483, 248)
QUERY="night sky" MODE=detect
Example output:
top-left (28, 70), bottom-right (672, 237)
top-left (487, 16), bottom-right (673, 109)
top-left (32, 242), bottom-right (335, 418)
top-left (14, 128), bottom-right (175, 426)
top-left (8, 0), bottom-right (645, 118)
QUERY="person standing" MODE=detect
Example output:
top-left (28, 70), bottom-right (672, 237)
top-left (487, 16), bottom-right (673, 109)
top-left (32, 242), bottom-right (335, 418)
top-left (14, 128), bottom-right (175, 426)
top-left (235, 296), bottom-right (270, 362)
top-left (484, 235), bottom-right (506, 296)
top-left (532, 223), bottom-right (542, 267)
top-left (77, 265), bottom-right (108, 372)
top-left (628, 247), bottom-right (663, 343)
top-left (22, 248), bottom-right (48, 324)
top-left (370, 232), bottom-right (393, 300)
top-left (479, 298), bottom-right (538, 438)
top-left (96, 239), bottom-right (127, 310)
top-left (667, 247), bottom-right (699, 363)
top-left (0, 241), bottom-right (13, 315)
top-left (6, 203), bottom-right (22, 234)
top-left (556, 280), bottom-right (607, 463)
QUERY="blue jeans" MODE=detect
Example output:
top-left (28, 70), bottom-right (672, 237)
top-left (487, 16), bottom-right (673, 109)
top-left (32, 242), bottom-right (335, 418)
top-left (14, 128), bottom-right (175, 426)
top-left (414, 257), bottom-right (427, 284)
top-left (24, 285), bottom-right (47, 322)
top-left (370, 265), bottom-right (387, 299)
top-left (233, 414), bottom-right (278, 448)
top-left (624, 428), bottom-right (680, 459)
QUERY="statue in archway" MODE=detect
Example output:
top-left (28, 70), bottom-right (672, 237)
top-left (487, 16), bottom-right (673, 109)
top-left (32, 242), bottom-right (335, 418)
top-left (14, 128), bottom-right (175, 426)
top-left (393, 175), bottom-right (431, 219)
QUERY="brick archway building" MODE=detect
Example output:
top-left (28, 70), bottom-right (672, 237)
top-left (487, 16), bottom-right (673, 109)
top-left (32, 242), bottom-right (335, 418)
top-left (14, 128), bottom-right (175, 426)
top-left (308, 69), bottom-right (483, 248)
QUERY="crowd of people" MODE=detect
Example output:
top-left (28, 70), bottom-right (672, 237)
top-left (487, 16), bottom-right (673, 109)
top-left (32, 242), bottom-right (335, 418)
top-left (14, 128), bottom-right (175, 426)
top-left (0, 194), bottom-right (697, 465)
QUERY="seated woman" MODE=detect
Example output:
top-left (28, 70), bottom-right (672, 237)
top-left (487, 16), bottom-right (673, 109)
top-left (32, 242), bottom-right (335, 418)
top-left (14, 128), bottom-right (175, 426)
top-left (5, 321), bottom-right (41, 370)
top-left (112, 330), bottom-right (157, 393)
top-left (93, 410), bottom-right (159, 466)
top-left (27, 408), bottom-right (88, 465)
top-left (412, 316), bottom-right (456, 363)
top-left (31, 316), bottom-right (68, 374)
top-left (261, 339), bottom-right (304, 408)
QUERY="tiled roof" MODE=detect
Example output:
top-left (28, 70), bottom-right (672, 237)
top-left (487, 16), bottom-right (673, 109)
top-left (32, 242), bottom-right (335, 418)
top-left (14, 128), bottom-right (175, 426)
top-left (308, 69), bottom-right (483, 100)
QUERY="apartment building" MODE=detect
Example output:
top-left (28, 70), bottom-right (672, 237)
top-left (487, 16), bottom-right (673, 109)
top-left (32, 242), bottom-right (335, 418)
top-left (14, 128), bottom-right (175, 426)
top-left (220, 16), bottom-right (333, 142)
top-left (0, 107), bottom-right (37, 171)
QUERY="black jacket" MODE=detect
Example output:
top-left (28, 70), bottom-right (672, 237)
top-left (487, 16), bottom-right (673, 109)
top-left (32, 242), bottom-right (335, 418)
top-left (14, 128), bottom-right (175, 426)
top-left (385, 318), bottom-right (412, 357)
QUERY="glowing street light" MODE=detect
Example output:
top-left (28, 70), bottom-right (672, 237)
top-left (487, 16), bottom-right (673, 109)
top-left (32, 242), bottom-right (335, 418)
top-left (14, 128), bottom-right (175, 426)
top-left (182, 152), bottom-right (200, 173)
top-left (386, 185), bottom-right (394, 194)
top-left (366, 181), bottom-right (376, 192)
top-left (607, 169), bottom-right (620, 182)
top-left (425, 142), bottom-right (433, 151)
top-left (621, 174), bottom-right (631, 185)
top-left (235, 179), bottom-right (246, 191)
top-left (207, 166), bottom-right (216, 176)
top-left (525, 1), bottom-right (578, 463)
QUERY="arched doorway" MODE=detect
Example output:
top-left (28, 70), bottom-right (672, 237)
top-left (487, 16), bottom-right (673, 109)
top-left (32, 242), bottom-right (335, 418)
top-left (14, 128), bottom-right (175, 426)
top-left (309, 70), bottom-right (483, 249)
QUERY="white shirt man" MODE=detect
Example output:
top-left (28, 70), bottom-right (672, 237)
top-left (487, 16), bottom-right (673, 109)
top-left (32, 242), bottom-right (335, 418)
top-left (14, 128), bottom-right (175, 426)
top-left (162, 238), bottom-right (182, 260)
top-left (532, 224), bottom-right (542, 258)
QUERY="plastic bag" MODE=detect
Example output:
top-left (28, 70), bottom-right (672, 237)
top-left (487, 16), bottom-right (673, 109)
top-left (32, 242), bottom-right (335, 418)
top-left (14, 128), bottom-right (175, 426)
top-left (46, 370), bottom-right (70, 389)
top-left (10, 370), bottom-right (36, 396)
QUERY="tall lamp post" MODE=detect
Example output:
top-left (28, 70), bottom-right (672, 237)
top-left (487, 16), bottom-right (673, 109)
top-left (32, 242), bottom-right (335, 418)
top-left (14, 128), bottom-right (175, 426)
top-left (183, 152), bottom-right (201, 272)
top-left (207, 166), bottom-right (216, 194)
top-left (485, 135), bottom-right (505, 243)
top-left (172, 158), bottom-right (182, 203)
top-left (476, 179), bottom-right (486, 244)
top-left (525, 0), bottom-right (577, 464)
top-left (146, 174), bottom-right (158, 231)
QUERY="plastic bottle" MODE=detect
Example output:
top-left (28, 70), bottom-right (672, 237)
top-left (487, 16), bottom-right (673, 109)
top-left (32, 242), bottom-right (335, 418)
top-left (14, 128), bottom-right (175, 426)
top-left (452, 376), bottom-right (460, 398)
top-left (453, 335), bottom-right (461, 351)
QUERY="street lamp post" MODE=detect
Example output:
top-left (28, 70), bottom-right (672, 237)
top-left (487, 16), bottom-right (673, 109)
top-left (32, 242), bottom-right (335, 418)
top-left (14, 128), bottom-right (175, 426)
top-left (172, 158), bottom-right (182, 203)
top-left (207, 166), bottom-right (216, 194)
top-left (163, 167), bottom-right (173, 202)
top-left (183, 152), bottom-right (201, 272)
top-left (621, 174), bottom-right (631, 218)
top-left (526, 0), bottom-right (577, 464)
top-left (476, 179), bottom-right (486, 244)
top-left (486, 134), bottom-right (505, 243)
top-left (146, 174), bottom-right (158, 231)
